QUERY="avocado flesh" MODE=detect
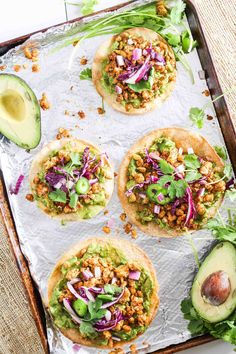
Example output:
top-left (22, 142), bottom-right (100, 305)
top-left (0, 74), bottom-right (41, 149)
top-left (191, 242), bottom-right (236, 323)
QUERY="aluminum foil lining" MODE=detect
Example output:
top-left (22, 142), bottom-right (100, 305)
top-left (0, 0), bottom-right (232, 353)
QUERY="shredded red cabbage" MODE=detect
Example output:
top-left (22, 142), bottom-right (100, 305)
top-left (184, 187), bottom-right (196, 226)
top-left (63, 298), bottom-right (83, 324)
top-left (94, 310), bottom-right (123, 331)
top-left (10, 174), bottom-right (24, 195)
top-left (101, 288), bottom-right (124, 309)
top-left (226, 177), bottom-right (234, 190)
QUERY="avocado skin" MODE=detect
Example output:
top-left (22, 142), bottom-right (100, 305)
top-left (0, 73), bottom-right (41, 149)
top-left (191, 242), bottom-right (236, 323)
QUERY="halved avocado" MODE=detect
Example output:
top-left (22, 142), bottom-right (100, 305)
top-left (191, 242), bottom-right (236, 323)
top-left (0, 73), bottom-right (41, 149)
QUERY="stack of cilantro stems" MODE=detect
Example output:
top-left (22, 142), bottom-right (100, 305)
top-left (57, 0), bottom-right (236, 348)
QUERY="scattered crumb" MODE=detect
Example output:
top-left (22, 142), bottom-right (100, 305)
top-left (202, 89), bottom-right (210, 97)
top-left (120, 213), bottom-right (126, 222)
top-left (0, 65), bottom-right (7, 71)
top-left (39, 93), bottom-right (50, 110)
top-left (123, 222), bottom-right (138, 239)
top-left (102, 226), bottom-right (111, 234)
top-left (130, 344), bottom-right (138, 354)
top-left (13, 64), bottom-right (21, 72)
top-left (73, 40), bottom-right (79, 47)
top-left (109, 349), bottom-right (124, 354)
top-left (32, 64), bottom-right (40, 72)
top-left (25, 193), bottom-right (34, 202)
top-left (97, 107), bottom-right (105, 115)
top-left (131, 229), bottom-right (138, 239)
top-left (70, 86), bottom-right (74, 90)
top-left (114, 172), bottom-right (118, 177)
top-left (123, 222), bottom-right (132, 234)
top-left (23, 64), bottom-right (28, 69)
top-left (56, 128), bottom-right (71, 140)
top-left (207, 115), bottom-right (214, 120)
top-left (64, 110), bottom-right (70, 115)
top-left (24, 46), bottom-right (39, 62)
top-left (103, 210), bottom-right (109, 215)
top-left (80, 56), bottom-right (88, 65)
top-left (78, 111), bottom-right (86, 119)
top-left (24, 47), bottom-right (33, 59)
top-left (75, 124), bottom-right (80, 129)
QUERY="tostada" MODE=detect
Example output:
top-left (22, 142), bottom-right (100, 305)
top-left (47, 237), bottom-right (159, 348)
top-left (92, 27), bottom-right (176, 114)
top-left (29, 138), bottom-right (114, 220)
top-left (118, 128), bottom-right (227, 237)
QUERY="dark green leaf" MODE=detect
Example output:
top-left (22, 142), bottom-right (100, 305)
top-left (158, 175), bottom-right (174, 187)
top-left (49, 189), bottom-right (67, 203)
top-left (181, 30), bottom-right (197, 53)
top-left (189, 107), bottom-right (205, 128)
top-left (188, 320), bottom-right (204, 334)
top-left (80, 68), bottom-right (92, 80)
top-left (181, 298), bottom-right (192, 314)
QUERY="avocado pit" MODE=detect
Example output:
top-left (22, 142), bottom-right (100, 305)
top-left (201, 270), bottom-right (231, 306)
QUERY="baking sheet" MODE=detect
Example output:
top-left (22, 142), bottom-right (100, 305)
top-left (0, 1), bottom-right (233, 353)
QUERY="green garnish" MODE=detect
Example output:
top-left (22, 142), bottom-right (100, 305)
top-left (79, 68), bottom-right (92, 80)
top-left (75, 177), bottom-right (90, 195)
top-left (69, 193), bottom-right (79, 208)
top-left (66, 0), bottom-right (98, 16)
top-left (159, 159), bottom-right (175, 174)
top-left (146, 183), bottom-right (171, 205)
top-left (184, 154), bottom-right (201, 169)
top-left (49, 189), bottom-right (67, 203)
top-left (73, 298), bottom-right (88, 317)
top-left (181, 295), bottom-right (236, 345)
top-left (128, 67), bottom-right (155, 93)
top-left (189, 86), bottom-right (236, 128)
top-left (214, 145), bottom-right (227, 160)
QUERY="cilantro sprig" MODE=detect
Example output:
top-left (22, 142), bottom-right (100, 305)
top-left (66, 0), bottom-right (99, 16)
top-left (189, 86), bottom-right (236, 128)
top-left (80, 68), bottom-right (92, 80)
top-left (58, 2), bottom-right (196, 81)
top-left (181, 297), bottom-right (236, 345)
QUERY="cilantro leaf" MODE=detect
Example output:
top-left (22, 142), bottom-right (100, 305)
top-left (165, 33), bottom-right (181, 47)
top-left (81, 0), bottom-right (98, 15)
top-left (87, 299), bottom-right (106, 320)
top-left (206, 215), bottom-right (236, 245)
top-left (226, 188), bottom-right (236, 202)
top-left (49, 189), bottom-right (67, 203)
top-left (185, 170), bottom-right (202, 182)
top-left (184, 154), bottom-right (201, 169)
top-left (158, 175), bottom-right (174, 187)
top-left (224, 163), bottom-right (232, 179)
top-left (128, 67), bottom-right (155, 93)
top-left (79, 321), bottom-right (97, 338)
top-left (80, 68), bottom-right (92, 80)
top-left (170, 0), bottom-right (186, 24)
top-left (168, 179), bottom-right (188, 199)
top-left (214, 145), bottom-right (227, 160)
top-left (181, 30), bottom-right (197, 53)
top-left (159, 160), bottom-right (174, 174)
top-left (189, 107), bottom-right (205, 129)
top-left (69, 193), bottom-right (78, 208)
top-left (104, 284), bottom-right (122, 295)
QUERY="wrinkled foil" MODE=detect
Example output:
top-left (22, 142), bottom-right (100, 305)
top-left (0, 1), bottom-right (233, 353)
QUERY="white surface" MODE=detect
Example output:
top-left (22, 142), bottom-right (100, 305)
top-left (0, 1), bottom-right (234, 353)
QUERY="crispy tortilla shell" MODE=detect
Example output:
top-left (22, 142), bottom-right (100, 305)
top-left (118, 127), bottom-right (225, 237)
top-left (29, 138), bottom-right (114, 221)
top-left (47, 237), bottom-right (159, 348)
top-left (92, 27), bottom-right (176, 115)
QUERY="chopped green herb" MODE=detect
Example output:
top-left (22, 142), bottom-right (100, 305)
top-left (80, 68), bottom-right (92, 80)
top-left (184, 154), bottom-right (201, 169)
top-left (214, 145), bottom-right (227, 160)
top-left (159, 159), bottom-right (174, 174)
top-left (49, 189), bottom-right (67, 203)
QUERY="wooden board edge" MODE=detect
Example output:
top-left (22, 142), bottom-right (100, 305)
top-left (0, 176), bottom-right (49, 354)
